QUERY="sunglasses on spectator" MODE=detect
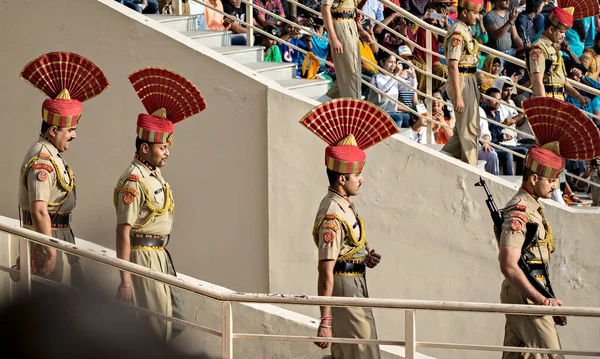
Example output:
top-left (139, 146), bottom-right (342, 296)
top-left (435, 3), bottom-right (449, 7)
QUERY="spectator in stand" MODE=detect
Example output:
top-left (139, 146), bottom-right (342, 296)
top-left (205, 0), bottom-right (234, 30)
top-left (564, 18), bottom-right (592, 59)
top-left (484, 87), bottom-right (528, 175)
top-left (511, 95), bottom-right (535, 148)
top-left (497, 78), bottom-right (528, 142)
top-left (116, 0), bottom-right (159, 14)
top-left (298, 18), bottom-right (331, 78)
top-left (279, 16), bottom-right (313, 76)
top-left (401, 0), bottom-right (430, 18)
top-left (406, 104), bottom-right (429, 144)
top-left (359, 20), bottom-right (379, 97)
top-left (478, 106), bottom-right (500, 175)
top-left (397, 46), bottom-right (419, 109)
top-left (255, 0), bottom-right (287, 22)
top-left (363, 0), bottom-right (385, 24)
top-left (368, 52), bottom-right (413, 128)
top-left (576, 159), bottom-right (600, 206)
top-left (414, 6), bottom-right (442, 66)
top-left (515, 0), bottom-right (544, 48)
top-left (262, 25), bottom-right (283, 61)
top-left (484, 0), bottom-right (524, 56)
top-left (478, 54), bottom-right (502, 92)
top-left (224, 0), bottom-right (272, 45)
top-left (297, 0), bottom-right (322, 19)
top-left (429, 0), bottom-right (454, 31)
top-left (580, 32), bottom-right (600, 81)
top-left (565, 64), bottom-right (600, 125)
top-left (471, 9), bottom-right (489, 66)
top-left (374, 8), bottom-right (412, 53)
top-left (430, 89), bottom-right (455, 144)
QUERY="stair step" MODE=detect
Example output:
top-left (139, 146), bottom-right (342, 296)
top-left (180, 30), bottom-right (231, 47)
top-left (276, 78), bottom-right (330, 98)
top-left (211, 46), bottom-right (264, 64)
top-left (246, 62), bottom-right (296, 81)
top-left (146, 14), bottom-right (198, 31)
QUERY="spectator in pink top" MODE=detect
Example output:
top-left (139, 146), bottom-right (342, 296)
top-left (254, 0), bottom-right (287, 22)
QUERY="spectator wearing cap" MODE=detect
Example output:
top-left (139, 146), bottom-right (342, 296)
top-left (368, 52), bottom-right (413, 127)
top-left (262, 25), bottom-right (283, 62)
top-left (580, 32), bottom-right (600, 81)
top-left (484, 0), bottom-right (524, 56)
top-left (515, 0), bottom-right (544, 48)
top-left (406, 104), bottom-right (429, 144)
top-left (396, 46), bottom-right (419, 110)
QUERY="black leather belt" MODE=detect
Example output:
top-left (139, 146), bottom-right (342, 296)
top-left (458, 65), bottom-right (477, 74)
top-left (332, 11), bottom-right (356, 19)
top-left (130, 234), bottom-right (169, 248)
top-left (544, 85), bottom-right (564, 93)
top-left (333, 261), bottom-right (366, 275)
top-left (22, 210), bottom-right (71, 228)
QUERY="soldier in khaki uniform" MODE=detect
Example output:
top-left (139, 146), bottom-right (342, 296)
top-left (14, 52), bottom-right (109, 286)
top-left (115, 67), bottom-right (206, 341)
top-left (498, 97), bottom-right (600, 358)
top-left (322, 0), bottom-right (371, 98)
top-left (528, 4), bottom-right (594, 105)
top-left (301, 99), bottom-right (399, 359)
top-left (440, 0), bottom-right (483, 166)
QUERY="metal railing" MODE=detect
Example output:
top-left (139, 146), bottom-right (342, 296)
top-left (3, 220), bottom-right (600, 358)
top-left (181, 0), bottom-right (600, 191)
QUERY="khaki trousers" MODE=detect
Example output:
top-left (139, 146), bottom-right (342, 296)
top-left (326, 19), bottom-right (361, 99)
top-left (442, 74), bottom-right (480, 166)
top-left (131, 248), bottom-right (186, 341)
top-left (331, 276), bottom-right (381, 359)
top-left (500, 281), bottom-right (563, 359)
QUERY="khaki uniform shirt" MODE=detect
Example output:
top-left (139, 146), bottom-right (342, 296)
top-left (529, 35), bottom-right (566, 88)
top-left (499, 188), bottom-right (552, 265)
top-left (313, 189), bottom-right (367, 261)
top-left (445, 20), bottom-right (480, 67)
top-left (18, 137), bottom-right (76, 214)
top-left (115, 158), bottom-right (174, 237)
top-left (322, 0), bottom-right (356, 13)
top-left (580, 47), bottom-right (600, 81)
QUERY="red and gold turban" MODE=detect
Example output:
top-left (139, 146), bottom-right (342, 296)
top-left (523, 97), bottom-right (600, 179)
top-left (128, 68), bottom-right (207, 144)
top-left (549, 0), bottom-right (599, 31)
top-left (300, 99), bottom-right (399, 174)
top-left (20, 52), bottom-right (109, 128)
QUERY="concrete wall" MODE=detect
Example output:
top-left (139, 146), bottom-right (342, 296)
top-left (267, 125), bottom-right (600, 358)
top-left (0, 0), bottom-right (270, 292)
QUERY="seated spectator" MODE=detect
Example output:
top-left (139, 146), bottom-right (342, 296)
top-left (297, 0), bottom-right (322, 20)
top-left (565, 64), bottom-right (600, 125)
top-left (205, 0), bottom-right (233, 30)
top-left (565, 18), bottom-right (592, 59)
top-left (368, 52), bottom-right (413, 128)
top-left (255, 0), bottom-right (287, 22)
top-left (117, 0), bottom-right (159, 14)
top-left (580, 32), bottom-right (600, 81)
top-left (363, 0), bottom-right (385, 24)
top-left (375, 8), bottom-right (411, 53)
top-left (496, 77), bottom-right (526, 134)
top-left (511, 94), bottom-right (536, 147)
top-left (427, 0), bottom-right (454, 32)
top-left (478, 106), bottom-right (500, 175)
top-left (189, 0), bottom-right (209, 30)
top-left (279, 16), bottom-right (312, 76)
top-left (576, 158), bottom-right (600, 206)
top-left (478, 55), bottom-right (501, 93)
top-left (484, 0), bottom-right (524, 56)
top-left (483, 87), bottom-right (528, 175)
top-left (298, 18), bottom-right (330, 78)
top-left (492, 66), bottom-right (524, 94)
top-left (430, 89), bottom-right (455, 145)
top-left (414, 8), bottom-right (441, 66)
top-left (396, 46), bottom-right (419, 109)
top-left (406, 104), bottom-right (429, 144)
top-left (515, 0), bottom-right (544, 48)
top-left (262, 25), bottom-right (283, 62)
top-left (223, 0), bottom-right (271, 45)
top-left (359, 21), bottom-right (379, 98)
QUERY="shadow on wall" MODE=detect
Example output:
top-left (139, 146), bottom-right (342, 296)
top-left (0, 289), bottom-right (215, 359)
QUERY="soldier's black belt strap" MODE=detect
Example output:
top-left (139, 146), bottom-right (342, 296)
top-left (458, 65), bottom-right (477, 74)
top-left (544, 85), bottom-right (564, 93)
top-left (333, 262), bottom-right (366, 274)
top-left (22, 210), bottom-right (71, 228)
top-left (130, 234), bottom-right (168, 248)
top-left (332, 11), bottom-right (356, 19)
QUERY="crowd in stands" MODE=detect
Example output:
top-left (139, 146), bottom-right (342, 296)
top-left (114, 0), bottom-right (600, 204)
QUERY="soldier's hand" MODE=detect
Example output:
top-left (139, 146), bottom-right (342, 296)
top-left (366, 249), bottom-right (381, 268)
top-left (331, 37), bottom-right (343, 54)
top-left (39, 252), bottom-right (57, 278)
top-left (315, 325), bottom-right (333, 348)
top-left (117, 285), bottom-right (134, 304)
top-left (454, 97), bottom-right (465, 113)
top-left (553, 316), bottom-right (568, 326)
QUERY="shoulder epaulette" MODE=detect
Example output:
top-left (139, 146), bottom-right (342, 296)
top-left (324, 214), bottom-right (337, 220)
top-left (127, 174), bottom-right (140, 182)
top-left (31, 163), bottom-right (54, 173)
top-left (38, 152), bottom-right (51, 159)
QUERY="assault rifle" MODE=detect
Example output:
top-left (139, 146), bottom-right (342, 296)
top-left (475, 177), bottom-right (555, 300)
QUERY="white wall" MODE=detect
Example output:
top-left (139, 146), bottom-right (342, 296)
top-left (0, 0), bottom-right (271, 292)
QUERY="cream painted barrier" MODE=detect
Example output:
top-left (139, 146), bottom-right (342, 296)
top-left (267, 88), bottom-right (600, 359)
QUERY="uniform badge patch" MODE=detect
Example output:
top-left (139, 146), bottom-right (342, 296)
top-left (37, 170), bottom-right (48, 182)
top-left (323, 230), bottom-right (335, 243)
top-left (510, 212), bottom-right (528, 223)
top-left (123, 192), bottom-right (135, 205)
top-left (322, 222), bottom-right (339, 232)
top-left (531, 48), bottom-right (541, 61)
top-left (511, 219), bottom-right (522, 231)
top-left (32, 163), bottom-right (54, 173)
top-left (324, 214), bottom-right (337, 220)
top-left (452, 37), bottom-right (460, 47)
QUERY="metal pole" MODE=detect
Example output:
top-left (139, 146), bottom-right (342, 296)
top-left (405, 310), bottom-right (416, 359)
top-left (19, 238), bottom-right (31, 297)
top-left (222, 301), bottom-right (233, 359)
top-left (177, 0), bottom-right (183, 15)
top-left (425, 29), bottom-right (433, 145)
top-left (246, 1), bottom-right (254, 46)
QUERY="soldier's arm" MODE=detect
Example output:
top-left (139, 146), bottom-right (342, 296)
top-left (321, 4), bottom-right (338, 46)
top-left (448, 59), bottom-right (461, 99)
top-left (27, 162), bottom-right (56, 265)
top-left (317, 260), bottom-right (335, 317)
top-left (499, 245), bottom-right (546, 305)
top-left (531, 72), bottom-right (545, 97)
top-left (116, 224), bottom-right (133, 286)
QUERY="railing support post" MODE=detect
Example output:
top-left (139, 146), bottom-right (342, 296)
top-left (405, 309), bottom-right (416, 359)
top-left (425, 29), bottom-right (433, 145)
top-left (222, 301), bottom-right (233, 359)
top-left (246, 1), bottom-right (254, 46)
top-left (19, 238), bottom-right (31, 297)
top-left (177, 0), bottom-right (183, 15)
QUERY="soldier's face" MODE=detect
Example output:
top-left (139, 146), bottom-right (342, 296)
top-left (533, 175), bottom-right (557, 199)
top-left (550, 26), bottom-right (566, 44)
top-left (341, 173), bottom-right (363, 196)
top-left (143, 143), bottom-right (170, 167)
top-left (49, 126), bottom-right (77, 152)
